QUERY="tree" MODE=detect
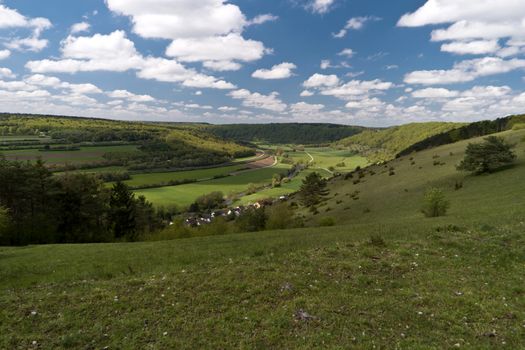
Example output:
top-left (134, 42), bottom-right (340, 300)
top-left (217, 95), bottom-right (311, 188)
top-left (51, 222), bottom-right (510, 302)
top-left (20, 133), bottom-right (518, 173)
top-left (235, 207), bottom-right (267, 232)
top-left (0, 206), bottom-right (10, 244)
top-left (299, 172), bottom-right (328, 207)
top-left (422, 188), bottom-right (450, 218)
top-left (457, 136), bottom-right (516, 174)
top-left (109, 181), bottom-right (137, 240)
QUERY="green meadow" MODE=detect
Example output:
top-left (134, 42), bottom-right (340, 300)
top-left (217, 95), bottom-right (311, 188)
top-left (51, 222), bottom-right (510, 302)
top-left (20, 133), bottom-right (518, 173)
top-left (135, 163), bottom-right (292, 207)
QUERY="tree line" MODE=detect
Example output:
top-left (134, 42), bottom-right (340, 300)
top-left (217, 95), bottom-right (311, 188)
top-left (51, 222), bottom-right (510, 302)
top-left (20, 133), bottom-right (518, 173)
top-left (0, 158), bottom-right (164, 245)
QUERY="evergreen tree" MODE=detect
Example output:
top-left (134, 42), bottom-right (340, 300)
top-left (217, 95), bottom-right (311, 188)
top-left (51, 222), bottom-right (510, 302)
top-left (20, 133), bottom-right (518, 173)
top-left (109, 181), bottom-right (137, 240)
top-left (299, 172), bottom-right (329, 207)
top-left (458, 136), bottom-right (516, 174)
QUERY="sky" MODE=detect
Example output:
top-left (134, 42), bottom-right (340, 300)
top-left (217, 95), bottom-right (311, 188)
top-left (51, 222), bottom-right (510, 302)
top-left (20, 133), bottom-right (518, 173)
top-left (0, 0), bottom-right (524, 126)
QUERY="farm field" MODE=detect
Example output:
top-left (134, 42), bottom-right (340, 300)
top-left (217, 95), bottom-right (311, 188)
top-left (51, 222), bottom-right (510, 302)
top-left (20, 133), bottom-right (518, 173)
top-left (1, 145), bottom-right (139, 165)
top-left (122, 164), bottom-right (247, 187)
top-left (0, 135), bottom-right (51, 142)
top-left (304, 147), bottom-right (369, 172)
top-left (135, 163), bottom-right (291, 208)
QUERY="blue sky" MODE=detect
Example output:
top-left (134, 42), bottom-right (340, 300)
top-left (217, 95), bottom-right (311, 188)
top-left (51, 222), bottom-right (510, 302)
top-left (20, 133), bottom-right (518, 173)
top-left (0, 0), bottom-right (524, 126)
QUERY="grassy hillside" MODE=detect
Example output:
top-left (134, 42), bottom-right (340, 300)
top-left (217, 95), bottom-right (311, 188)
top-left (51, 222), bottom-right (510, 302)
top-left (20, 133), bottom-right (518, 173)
top-left (206, 123), bottom-right (366, 144)
top-left (337, 122), bottom-right (464, 162)
top-left (310, 129), bottom-right (525, 227)
top-left (1, 130), bottom-right (525, 348)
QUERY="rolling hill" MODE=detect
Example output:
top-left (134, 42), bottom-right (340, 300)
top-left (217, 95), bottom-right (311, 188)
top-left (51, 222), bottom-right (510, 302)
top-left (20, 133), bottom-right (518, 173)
top-left (336, 122), bottom-right (464, 162)
top-left (1, 126), bottom-right (524, 348)
top-left (206, 123), bottom-right (367, 144)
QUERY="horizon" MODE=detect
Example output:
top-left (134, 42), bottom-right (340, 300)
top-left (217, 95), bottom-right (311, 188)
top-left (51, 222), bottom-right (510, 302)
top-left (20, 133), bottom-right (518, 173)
top-left (0, 1), bottom-right (523, 126)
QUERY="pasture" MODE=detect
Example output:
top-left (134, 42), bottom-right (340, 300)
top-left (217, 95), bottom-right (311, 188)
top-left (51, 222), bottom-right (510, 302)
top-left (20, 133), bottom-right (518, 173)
top-left (135, 163), bottom-right (291, 208)
top-left (1, 145), bottom-right (139, 165)
top-left (122, 164), bottom-right (247, 187)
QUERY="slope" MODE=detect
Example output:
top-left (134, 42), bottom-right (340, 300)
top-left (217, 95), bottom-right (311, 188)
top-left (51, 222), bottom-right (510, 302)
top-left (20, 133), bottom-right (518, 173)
top-left (1, 132), bottom-right (525, 348)
top-left (206, 123), bottom-right (366, 144)
top-left (337, 122), bottom-right (464, 162)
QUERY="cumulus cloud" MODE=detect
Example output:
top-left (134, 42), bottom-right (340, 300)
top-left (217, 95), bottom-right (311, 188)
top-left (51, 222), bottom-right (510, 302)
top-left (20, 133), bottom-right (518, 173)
top-left (0, 50), bottom-right (10, 60)
top-left (0, 5), bottom-right (52, 52)
top-left (26, 31), bottom-right (236, 90)
top-left (229, 89), bottom-right (287, 112)
top-left (405, 57), bottom-right (525, 85)
top-left (247, 14), bottom-right (278, 26)
top-left (398, 0), bottom-right (525, 59)
top-left (252, 62), bottom-right (297, 80)
top-left (303, 73), bottom-right (340, 88)
top-left (338, 48), bottom-right (355, 58)
top-left (106, 0), bottom-right (269, 70)
top-left (70, 22), bottom-right (90, 34)
top-left (107, 89), bottom-right (155, 102)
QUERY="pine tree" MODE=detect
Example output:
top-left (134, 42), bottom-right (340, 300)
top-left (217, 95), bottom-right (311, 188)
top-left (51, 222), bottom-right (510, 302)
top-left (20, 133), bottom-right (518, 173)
top-left (299, 172), bottom-right (329, 207)
top-left (109, 181), bottom-right (137, 240)
top-left (458, 136), bottom-right (516, 174)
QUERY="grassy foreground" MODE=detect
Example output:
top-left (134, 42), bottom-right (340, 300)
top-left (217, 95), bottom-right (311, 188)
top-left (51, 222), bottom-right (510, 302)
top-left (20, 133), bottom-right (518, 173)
top-left (1, 214), bottom-right (524, 348)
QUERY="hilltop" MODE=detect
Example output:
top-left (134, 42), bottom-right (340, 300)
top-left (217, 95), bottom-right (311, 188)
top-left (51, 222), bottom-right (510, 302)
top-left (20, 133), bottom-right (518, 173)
top-left (206, 123), bottom-right (367, 144)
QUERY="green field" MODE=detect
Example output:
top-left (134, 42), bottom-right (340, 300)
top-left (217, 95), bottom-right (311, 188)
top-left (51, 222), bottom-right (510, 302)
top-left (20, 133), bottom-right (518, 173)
top-left (122, 164), bottom-right (247, 187)
top-left (0, 135), bottom-right (51, 141)
top-left (2, 145), bottom-right (139, 165)
top-left (135, 163), bottom-right (292, 207)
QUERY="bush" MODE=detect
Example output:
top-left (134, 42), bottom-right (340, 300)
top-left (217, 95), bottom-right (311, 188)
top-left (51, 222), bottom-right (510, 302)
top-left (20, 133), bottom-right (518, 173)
top-left (318, 217), bottom-right (335, 227)
top-left (265, 203), bottom-right (295, 230)
top-left (421, 188), bottom-right (450, 218)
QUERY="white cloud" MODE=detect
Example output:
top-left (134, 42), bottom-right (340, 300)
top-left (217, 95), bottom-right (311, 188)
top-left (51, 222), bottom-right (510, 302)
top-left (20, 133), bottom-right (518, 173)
top-left (0, 5), bottom-right (52, 52)
top-left (27, 31), bottom-right (236, 90)
top-left (405, 57), bottom-right (525, 85)
top-left (290, 102), bottom-right (324, 114)
top-left (106, 0), bottom-right (246, 39)
top-left (229, 89), bottom-right (287, 112)
top-left (300, 90), bottom-right (314, 97)
top-left (252, 62), bottom-right (296, 80)
top-left (247, 14), bottom-right (278, 26)
top-left (218, 106), bottom-right (237, 112)
top-left (320, 60), bottom-right (331, 70)
top-left (70, 22), bottom-right (90, 34)
top-left (412, 87), bottom-right (459, 99)
top-left (303, 73), bottom-right (340, 88)
top-left (166, 33), bottom-right (267, 70)
top-left (0, 68), bottom-right (15, 79)
top-left (106, 0), bottom-right (268, 70)
top-left (107, 89), bottom-right (155, 102)
top-left (333, 16), bottom-right (381, 38)
top-left (398, 0), bottom-right (525, 63)
top-left (441, 40), bottom-right (500, 55)
top-left (0, 50), bottom-right (10, 60)
top-left (320, 79), bottom-right (393, 99)
top-left (338, 48), bottom-right (355, 58)
top-left (308, 0), bottom-right (337, 14)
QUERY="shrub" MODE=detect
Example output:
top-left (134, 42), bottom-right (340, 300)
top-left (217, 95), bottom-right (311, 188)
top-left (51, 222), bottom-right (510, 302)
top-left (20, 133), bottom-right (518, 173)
top-left (265, 203), bottom-right (294, 230)
top-left (318, 217), bottom-right (335, 227)
top-left (0, 206), bottom-right (10, 244)
top-left (421, 188), bottom-right (450, 218)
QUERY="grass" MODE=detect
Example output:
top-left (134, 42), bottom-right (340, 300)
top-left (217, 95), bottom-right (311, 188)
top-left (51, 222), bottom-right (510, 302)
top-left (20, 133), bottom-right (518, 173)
top-left (135, 163), bottom-right (291, 207)
top-left (304, 147), bottom-right (369, 172)
top-left (122, 164), bottom-right (246, 187)
top-left (2, 130), bottom-right (525, 348)
top-left (1, 145), bottom-right (139, 165)
top-left (1, 217), bottom-right (524, 348)
top-left (310, 129), bottom-right (525, 227)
